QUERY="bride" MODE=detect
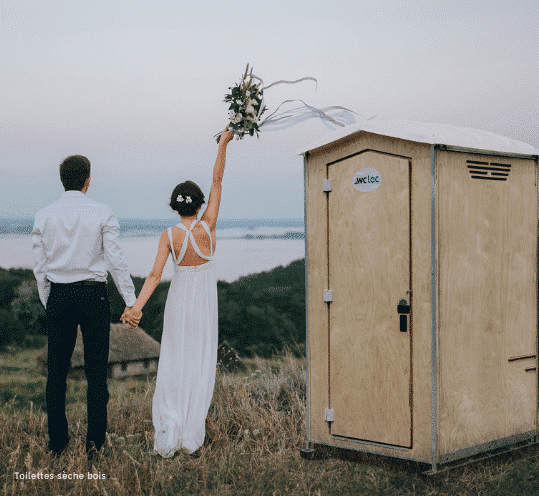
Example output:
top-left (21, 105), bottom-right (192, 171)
top-left (122, 129), bottom-right (234, 456)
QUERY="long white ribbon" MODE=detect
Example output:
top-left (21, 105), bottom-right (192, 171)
top-left (252, 74), bottom-right (357, 131)
top-left (260, 99), bottom-right (357, 130)
top-left (262, 76), bottom-right (317, 91)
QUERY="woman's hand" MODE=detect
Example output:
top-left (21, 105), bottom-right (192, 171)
top-left (121, 307), bottom-right (142, 329)
top-left (220, 128), bottom-right (234, 146)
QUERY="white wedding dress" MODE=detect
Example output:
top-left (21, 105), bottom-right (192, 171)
top-left (152, 220), bottom-right (218, 456)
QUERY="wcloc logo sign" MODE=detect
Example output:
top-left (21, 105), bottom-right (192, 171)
top-left (352, 168), bottom-right (381, 192)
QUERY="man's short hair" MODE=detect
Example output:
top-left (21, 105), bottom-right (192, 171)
top-left (60, 155), bottom-right (91, 191)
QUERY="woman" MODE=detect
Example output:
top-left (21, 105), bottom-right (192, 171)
top-left (122, 129), bottom-right (234, 456)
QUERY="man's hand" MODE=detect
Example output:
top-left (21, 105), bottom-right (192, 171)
top-left (121, 306), bottom-right (142, 329)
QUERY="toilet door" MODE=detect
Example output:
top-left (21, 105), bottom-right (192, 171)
top-left (328, 151), bottom-right (412, 447)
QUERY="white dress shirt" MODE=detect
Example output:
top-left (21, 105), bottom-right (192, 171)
top-left (32, 190), bottom-right (136, 308)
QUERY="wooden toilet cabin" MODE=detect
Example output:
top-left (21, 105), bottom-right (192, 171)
top-left (298, 120), bottom-right (539, 473)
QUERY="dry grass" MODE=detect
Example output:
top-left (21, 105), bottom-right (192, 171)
top-left (1, 349), bottom-right (539, 495)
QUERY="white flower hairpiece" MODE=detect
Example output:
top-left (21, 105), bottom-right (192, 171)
top-left (176, 195), bottom-right (192, 203)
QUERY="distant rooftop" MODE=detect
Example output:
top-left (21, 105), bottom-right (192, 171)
top-left (297, 119), bottom-right (538, 157)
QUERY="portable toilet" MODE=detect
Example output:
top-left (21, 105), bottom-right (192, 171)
top-left (298, 120), bottom-right (539, 473)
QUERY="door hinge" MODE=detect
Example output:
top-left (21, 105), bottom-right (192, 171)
top-left (325, 409), bottom-right (334, 422)
top-left (323, 179), bottom-right (332, 192)
top-left (324, 289), bottom-right (333, 302)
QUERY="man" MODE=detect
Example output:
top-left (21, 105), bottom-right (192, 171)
top-left (32, 155), bottom-right (141, 459)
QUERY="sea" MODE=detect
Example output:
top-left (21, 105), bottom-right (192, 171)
top-left (0, 218), bottom-right (305, 283)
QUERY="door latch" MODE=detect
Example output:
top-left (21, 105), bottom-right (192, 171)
top-left (398, 298), bottom-right (410, 332)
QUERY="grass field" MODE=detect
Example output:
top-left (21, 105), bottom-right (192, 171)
top-left (1, 347), bottom-right (539, 495)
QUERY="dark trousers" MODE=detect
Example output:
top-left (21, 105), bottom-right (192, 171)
top-left (45, 282), bottom-right (111, 452)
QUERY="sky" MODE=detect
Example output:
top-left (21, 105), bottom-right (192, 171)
top-left (1, 0), bottom-right (538, 220)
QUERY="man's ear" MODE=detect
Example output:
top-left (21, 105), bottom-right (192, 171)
top-left (82, 177), bottom-right (91, 193)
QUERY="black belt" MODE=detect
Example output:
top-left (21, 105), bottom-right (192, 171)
top-left (52, 280), bottom-right (105, 286)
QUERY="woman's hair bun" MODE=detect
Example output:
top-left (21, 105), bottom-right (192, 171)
top-left (170, 181), bottom-right (205, 216)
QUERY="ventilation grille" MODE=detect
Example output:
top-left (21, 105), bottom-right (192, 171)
top-left (467, 160), bottom-right (511, 181)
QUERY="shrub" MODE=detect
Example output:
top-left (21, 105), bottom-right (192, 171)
top-left (0, 308), bottom-right (25, 349)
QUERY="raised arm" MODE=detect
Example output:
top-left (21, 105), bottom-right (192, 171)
top-left (201, 129), bottom-right (234, 230)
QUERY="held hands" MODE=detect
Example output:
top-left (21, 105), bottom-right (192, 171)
top-left (121, 306), bottom-right (142, 329)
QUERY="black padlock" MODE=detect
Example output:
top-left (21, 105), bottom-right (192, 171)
top-left (397, 298), bottom-right (410, 314)
top-left (398, 298), bottom-right (410, 333)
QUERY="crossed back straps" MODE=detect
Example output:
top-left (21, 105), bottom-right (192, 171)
top-left (167, 220), bottom-right (213, 264)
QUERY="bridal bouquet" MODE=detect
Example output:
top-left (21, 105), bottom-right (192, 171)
top-left (216, 64), bottom-right (356, 143)
top-left (216, 65), bottom-right (266, 143)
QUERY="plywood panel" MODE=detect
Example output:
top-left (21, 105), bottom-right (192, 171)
top-left (328, 151), bottom-right (411, 446)
top-left (305, 133), bottom-right (434, 462)
top-left (438, 152), bottom-right (537, 455)
top-left (305, 150), bottom-right (331, 447)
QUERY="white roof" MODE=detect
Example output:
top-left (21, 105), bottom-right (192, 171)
top-left (297, 119), bottom-right (538, 156)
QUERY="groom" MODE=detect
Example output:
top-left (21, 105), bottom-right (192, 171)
top-left (32, 155), bottom-right (141, 458)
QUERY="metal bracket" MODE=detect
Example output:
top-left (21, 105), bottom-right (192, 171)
top-left (324, 409), bottom-right (334, 422)
top-left (323, 179), bottom-right (332, 192)
top-left (324, 290), bottom-right (333, 302)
